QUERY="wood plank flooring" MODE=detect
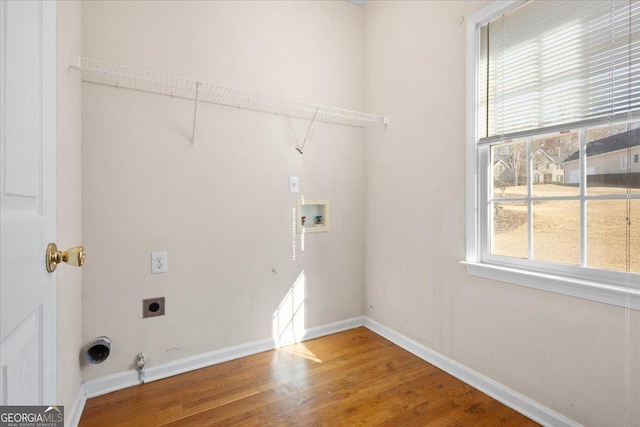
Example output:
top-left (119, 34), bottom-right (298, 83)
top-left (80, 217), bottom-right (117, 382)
top-left (79, 327), bottom-right (539, 426)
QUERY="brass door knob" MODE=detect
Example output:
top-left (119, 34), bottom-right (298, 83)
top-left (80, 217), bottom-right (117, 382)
top-left (46, 243), bottom-right (85, 273)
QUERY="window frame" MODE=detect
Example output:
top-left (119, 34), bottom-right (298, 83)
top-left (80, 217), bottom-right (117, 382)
top-left (464, 0), bottom-right (640, 310)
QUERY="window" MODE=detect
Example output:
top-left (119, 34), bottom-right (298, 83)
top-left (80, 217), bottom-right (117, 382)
top-left (635, 154), bottom-right (639, 163)
top-left (465, 1), bottom-right (640, 308)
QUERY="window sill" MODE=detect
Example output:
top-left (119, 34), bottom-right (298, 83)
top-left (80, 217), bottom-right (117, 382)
top-left (462, 261), bottom-right (640, 311)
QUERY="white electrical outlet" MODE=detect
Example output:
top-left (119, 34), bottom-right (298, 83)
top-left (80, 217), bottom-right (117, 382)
top-left (151, 252), bottom-right (167, 274)
top-left (289, 176), bottom-right (299, 193)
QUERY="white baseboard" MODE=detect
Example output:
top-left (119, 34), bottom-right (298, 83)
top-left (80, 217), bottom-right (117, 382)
top-left (66, 383), bottom-right (87, 427)
top-left (80, 316), bottom-right (573, 427)
top-left (301, 316), bottom-right (364, 341)
top-left (145, 316), bottom-right (364, 384)
top-left (363, 317), bottom-right (579, 427)
top-left (83, 369), bottom-right (139, 399)
top-left (144, 336), bottom-right (274, 384)
top-left (81, 316), bottom-right (364, 399)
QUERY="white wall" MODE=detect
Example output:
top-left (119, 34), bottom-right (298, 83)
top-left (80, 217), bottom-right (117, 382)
top-left (363, 1), bottom-right (639, 426)
top-left (81, 1), bottom-right (365, 381)
top-left (77, 1), bottom-right (640, 425)
top-left (56, 0), bottom-right (83, 417)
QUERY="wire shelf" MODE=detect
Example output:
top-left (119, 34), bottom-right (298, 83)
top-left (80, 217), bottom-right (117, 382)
top-left (68, 55), bottom-right (389, 128)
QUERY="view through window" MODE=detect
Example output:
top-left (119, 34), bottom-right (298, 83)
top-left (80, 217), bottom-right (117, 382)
top-left (490, 124), bottom-right (640, 273)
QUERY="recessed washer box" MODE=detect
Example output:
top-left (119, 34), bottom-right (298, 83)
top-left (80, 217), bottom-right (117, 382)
top-left (297, 199), bottom-right (330, 234)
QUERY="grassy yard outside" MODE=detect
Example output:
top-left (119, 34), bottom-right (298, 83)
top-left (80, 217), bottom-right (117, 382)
top-left (492, 184), bottom-right (640, 273)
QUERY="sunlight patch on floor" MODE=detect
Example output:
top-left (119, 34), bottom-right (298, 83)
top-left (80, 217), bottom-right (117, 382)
top-left (279, 342), bottom-right (322, 363)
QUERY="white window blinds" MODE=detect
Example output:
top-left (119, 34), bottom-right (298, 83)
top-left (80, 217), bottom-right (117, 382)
top-left (479, 0), bottom-right (640, 143)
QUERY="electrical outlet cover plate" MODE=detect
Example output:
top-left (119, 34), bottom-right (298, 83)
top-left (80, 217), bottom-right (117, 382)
top-left (151, 251), bottom-right (167, 274)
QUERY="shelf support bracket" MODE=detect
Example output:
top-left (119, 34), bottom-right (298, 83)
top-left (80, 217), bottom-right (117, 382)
top-left (296, 108), bottom-right (319, 154)
top-left (191, 82), bottom-right (201, 147)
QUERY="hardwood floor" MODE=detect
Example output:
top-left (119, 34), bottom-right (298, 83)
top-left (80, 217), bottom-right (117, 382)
top-left (79, 327), bottom-right (538, 426)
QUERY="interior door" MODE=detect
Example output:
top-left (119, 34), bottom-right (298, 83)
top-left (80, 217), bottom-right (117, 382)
top-left (0, 0), bottom-right (57, 405)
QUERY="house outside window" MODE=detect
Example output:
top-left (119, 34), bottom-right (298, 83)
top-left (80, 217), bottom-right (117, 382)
top-left (465, 0), bottom-right (640, 309)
